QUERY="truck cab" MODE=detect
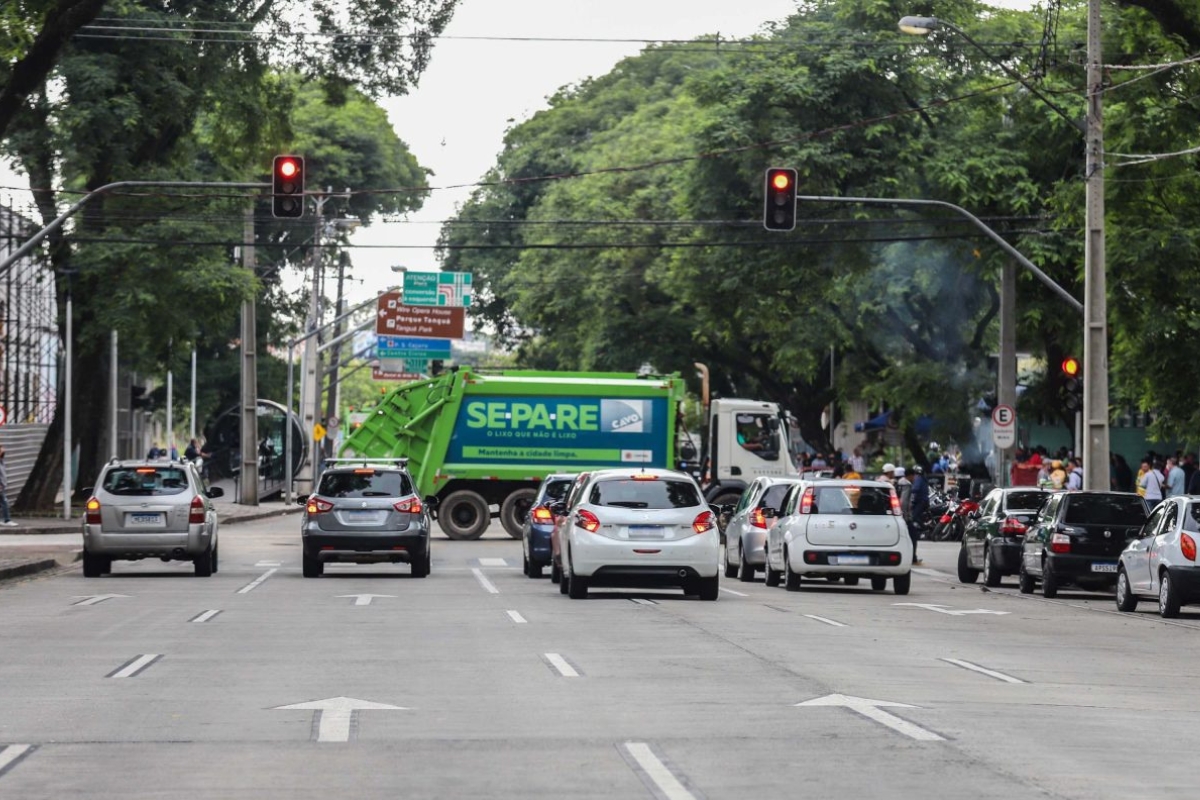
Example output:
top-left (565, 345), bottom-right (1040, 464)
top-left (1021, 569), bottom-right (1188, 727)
top-left (702, 398), bottom-right (799, 512)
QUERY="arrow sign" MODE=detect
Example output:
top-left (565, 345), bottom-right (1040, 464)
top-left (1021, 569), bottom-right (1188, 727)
top-left (795, 694), bottom-right (944, 742)
top-left (72, 594), bottom-right (130, 606)
top-left (337, 594), bottom-right (396, 607)
top-left (894, 603), bottom-right (1010, 616)
top-left (273, 696), bottom-right (406, 743)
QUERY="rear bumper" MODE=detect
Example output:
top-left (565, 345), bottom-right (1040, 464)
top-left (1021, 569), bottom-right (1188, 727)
top-left (1166, 565), bottom-right (1200, 601)
top-left (588, 565), bottom-right (710, 589)
top-left (569, 529), bottom-right (719, 579)
top-left (83, 523), bottom-right (212, 560)
top-left (787, 539), bottom-right (913, 576)
top-left (526, 524), bottom-right (554, 564)
top-left (1046, 553), bottom-right (1121, 585)
top-left (303, 527), bottom-right (429, 564)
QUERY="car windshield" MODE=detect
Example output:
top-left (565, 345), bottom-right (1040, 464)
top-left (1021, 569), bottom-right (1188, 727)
top-left (1064, 496), bottom-right (1148, 526)
top-left (103, 467), bottom-right (190, 496)
top-left (542, 479), bottom-right (573, 503)
top-left (589, 478), bottom-right (701, 509)
top-left (318, 470), bottom-right (412, 498)
top-left (811, 486), bottom-right (892, 516)
top-left (1006, 491), bottom-right (1048, 512)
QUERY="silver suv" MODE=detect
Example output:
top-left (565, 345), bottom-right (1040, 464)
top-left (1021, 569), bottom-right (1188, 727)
top-left (82, 459), bottom-right (224, 577)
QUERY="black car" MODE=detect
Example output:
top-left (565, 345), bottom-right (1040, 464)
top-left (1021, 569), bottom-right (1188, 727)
top-left (521, 473), bottom-right (575, 579)
top-left (958, 488), bottom-right (1050, 587)
top-left (1019, 491), bottom-right (1150, 597)
top-left (299, 459), bottom-right (437, 578)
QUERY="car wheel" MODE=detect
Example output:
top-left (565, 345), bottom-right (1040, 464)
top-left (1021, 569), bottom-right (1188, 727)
top-left (1159, 570), bottom-right (1181, 618)
top-left (500, 489), bottom-right (538, 540)
top-left (871, 576), bottom-right (887, 591)
top-left (893, 572), bottom-right (912, 595)
top-left (764, 557), bottom-right (782, 587)
top-left (1115, 568), bottom-right (1138, 612)
top-left (522, 552), bottom-right (530, 577)
top-left (438, 490), bottom-right (490, 540)
top-left (567, 562), bottom-right (589, 600)
top-left (784, 550), bottom-right (801, 592)
top-left (724, 543), bottom-right (737, 579)
top-left (1041, 559), bottom-right (1058, 599)
top-left (957, 545), bottom-right (980, 584)
top-left (82, 550), bottom-right (107, 578)
top-left (737, 545), bottom-right (756, 582)
top-left (844, 576), bottom-right (860, 586)
top-left (527, 558), bottom-right (543, 579)
top-left (411, 549), bottom-right (430, 578)
top-left (1018, 560), bottom-right (1035, 594)
top-left (558, 564), bottom-right (569, 594)
top-left (551, 559), bottom-right (562, 584)
top-left (212, 544), bottom-right (219, 574)
top-left (302, 552), bottom-right (323, 578)
top-left (983, 544), bottom-right (1002, 588)
top-left (193, 546), bottom-right (214, 577)
top-left (697, 574), bottom-right (720, 601)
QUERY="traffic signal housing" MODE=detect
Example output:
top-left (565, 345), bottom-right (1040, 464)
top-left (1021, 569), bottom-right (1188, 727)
top-left (763, 167), bottom-right (797, 231)
top-left (272, 155), bottom-right (305, 218)
top-left (1061, 356), bottom-right (1083, 412)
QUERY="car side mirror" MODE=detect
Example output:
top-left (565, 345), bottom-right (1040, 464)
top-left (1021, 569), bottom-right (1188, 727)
top-left (423, 495), bottom-right (440, 510)
top-left (206, 487), bottom-right (225, 498)
top-left (296, 496), bottom-right (310, 506)
top-left (550, 502), bottom-right (566, 516)
top-left (761, 507), bottom-right (777, 519)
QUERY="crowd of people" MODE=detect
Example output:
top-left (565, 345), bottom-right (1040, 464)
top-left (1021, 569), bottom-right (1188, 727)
top-left (1011, 446), bottom-right (1200, 506)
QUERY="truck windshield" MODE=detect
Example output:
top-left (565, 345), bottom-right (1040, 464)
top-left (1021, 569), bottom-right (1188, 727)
top-left (734, 413), bottom-right (779, 462)
top-left (318, 471), bottom-right (413, 498)
top-left (590, 478), bottom-right (701, 509)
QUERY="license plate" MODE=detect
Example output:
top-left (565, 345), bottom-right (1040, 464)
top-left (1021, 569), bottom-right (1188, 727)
top-left (628, 526), bottom-right (666, 538)
top-left (344, 510), bottom-right (383, 522)
top-left (129, 513), bottom-right (162, 526)
top-left (834, 554), bottom-right (870, 566)
top-left (1091, 562), bottom-right (1118, 573)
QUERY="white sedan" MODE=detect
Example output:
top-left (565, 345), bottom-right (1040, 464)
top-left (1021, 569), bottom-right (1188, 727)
top-left (1116, 496), bottom-right (1200, 618)
top-left (764, 479), bottom-right (912, 594)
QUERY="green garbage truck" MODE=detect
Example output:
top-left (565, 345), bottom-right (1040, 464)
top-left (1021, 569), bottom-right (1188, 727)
top-left (338, 368), bottom-right (689, 539)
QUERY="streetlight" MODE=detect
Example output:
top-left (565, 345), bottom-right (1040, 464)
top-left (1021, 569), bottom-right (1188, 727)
top-left (899, 11), bottom-right (1108, 489)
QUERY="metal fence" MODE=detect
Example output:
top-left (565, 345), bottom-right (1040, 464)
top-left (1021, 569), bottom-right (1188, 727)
top-left (1, 202), bottom-right (59, 427)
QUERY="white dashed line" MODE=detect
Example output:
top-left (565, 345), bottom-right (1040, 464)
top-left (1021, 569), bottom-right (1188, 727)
top-left (0, 744), bottom-right (34, 776)
top-left (478, 557), bottom-right (508, 567)
top-left (940, 657), bottom-right (1026, 684)
top-left (236, 568), bottom-right (276, 594)
top-left (189, 610), bottom-right (221, 623)
top-left (804, 614), bottom-right (847, 627)
top-left (622, 742), bottom-right (698, 800)
top-left (630, 598), bottom-right (658, 606)
top-left (545, 653), bottom-right (580, 677)
top-left (719, 587), bottom-right (749, 597)
top-left (506, 610), bottom-right (527, 624)
top-left (472, 568), bottom-right (499, 594)
top-left (254, 560), bottom-right (282, 567)
top-left (108, 654), bottom-right (162, 679)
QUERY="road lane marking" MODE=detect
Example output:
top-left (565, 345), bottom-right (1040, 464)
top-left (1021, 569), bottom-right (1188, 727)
top-left (720, 587), bottom-right (749, 597)
top-left (796, 694), bottom-right (945, 742)
top-left (108, 654), bottom-right (162, 679)
top-left (273, 696), bottom-right (406, 743)
top-left (622, 742), bottom-right (699, 800)
top-left (544, 653), bottom-right (580, 677)
top-left (506, 610), bottom-right (527, 624)
top-left (72, 594), bottom-right (129, 606)
top-left (630, 598), bottom-right (658, 606)
top-left (236, 568), bottom-right (277, 594)
top-left (940, 657), bottom-right (1026, 684)
top-left (471, 568), bottom-right (499, 594)
top-left (893, 602), bottom-right (1009, 616)
top-left (478, 557), bottom-right (508, 567)
top-left (804, 614), bottom-right (847, 627)
top-left (255, 560), bottom-right (282, 567)
top-left (0, 744), bottom-right (35, 777)
top-left (189, 610), bottom-right (221, 623)
top-left (338, 594), bottom-right (396, 607)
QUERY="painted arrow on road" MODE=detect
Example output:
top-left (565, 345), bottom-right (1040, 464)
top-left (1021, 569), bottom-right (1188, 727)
top-left (337, 594), bottom-right (396, 607)
top-left (71, 594), bottom-right (129, 606)
top-left (273, 696), bottom-right (406, 742)
top-left (893, 603), bottom-right (1010, 616)
top-left (795, 694), bottom-right (944, 742)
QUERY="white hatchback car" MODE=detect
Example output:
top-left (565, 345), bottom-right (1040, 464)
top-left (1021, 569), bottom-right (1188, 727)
top-left (723, 476), bottom-right (802, 582)
top-left (1116, 496), bottom-right (1200, 618)
top-left (555, 468), bottom-right (720, 600)
top-left (765, 479), bottom-right (912, 594)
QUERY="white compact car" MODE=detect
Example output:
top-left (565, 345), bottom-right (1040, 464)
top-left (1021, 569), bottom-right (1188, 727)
top-left (723, 476), bottom-right (802, 582)
top-left (1117, 496), bottom-right (1200, 618)
top-left (764, 479), bottom-right (912, 594)
top-left (554, 468), bottom-right (721, 600)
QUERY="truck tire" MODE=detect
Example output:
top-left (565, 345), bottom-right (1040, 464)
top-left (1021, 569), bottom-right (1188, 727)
top-left (500, 489), bottom-right (538, 539)
top-left (439, 490), bottom-right (490, 540)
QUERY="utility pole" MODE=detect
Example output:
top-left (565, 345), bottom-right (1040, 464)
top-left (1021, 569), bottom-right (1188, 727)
top-left (240, 203), bottom-right (259, 504)
top-left (996, 263), bottom-right (1017, 486)
top-left (297, 196), bottom-right (326, 493)
top-left (110, 329), bottom-right (118, 459)
top-left (190, 347), bottom-right (197, 443)
top-left (1082, 0), bottom-right (1109, 489)
top-left (323, 251), bottom-right (349, 462)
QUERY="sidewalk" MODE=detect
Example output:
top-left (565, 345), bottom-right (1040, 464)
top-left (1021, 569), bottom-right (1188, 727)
top-left (0, 498), bottom-right (301, 582)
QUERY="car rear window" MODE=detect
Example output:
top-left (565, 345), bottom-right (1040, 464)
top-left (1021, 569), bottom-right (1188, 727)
top-left (103, 467), bottom-right (190, 496)
top-left (759, 484), bottom-right (793, 511)
top-left (1005, 491), bottom-right (1047, 512)
top-left (1064, 495), bottom-right (1148, 525)
top-left (541, 479), bottom-right (573, 503)
top-left (589, 478), bottom-right (701, 509)
top-left (812, 486), bottom-right (893, 516)
top-left (1184, 504), bottom-right (1200, 533)
top-left (318, 470), bottom-right (413, 498)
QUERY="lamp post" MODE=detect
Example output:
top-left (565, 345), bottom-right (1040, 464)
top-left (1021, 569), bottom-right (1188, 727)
top-left (899, 11), bottom-right (1108, 488)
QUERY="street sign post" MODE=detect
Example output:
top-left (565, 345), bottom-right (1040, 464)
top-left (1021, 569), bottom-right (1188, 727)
top-left (991, 404), bottom-right (1016, 449)
top-left (376, 336), bottom-right (452, 360)
top-left (402, 271), bottom-right (473, 307)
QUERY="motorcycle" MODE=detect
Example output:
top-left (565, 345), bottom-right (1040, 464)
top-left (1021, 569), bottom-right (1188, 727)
top-left (930, 495), bottom-right (979, 541)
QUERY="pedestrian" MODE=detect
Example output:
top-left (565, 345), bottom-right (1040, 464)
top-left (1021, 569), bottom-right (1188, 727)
top-left (1140, 458), bottom-right (1166, 506)
top-left (850, 446), bottom-right (865, 474)
top-left (1166, 456), bottom-right (1186, 499)
top-left (880, 462), bottom-right (896, 486)
top-left (1066, 460), bottom-right (1082, 491)
top-left (0, 445), bottom-right (16, 526)
top-left (146, 442), bottom-right (163, 460)
top-left (185, 438), bottom-right (201, 461)
top-left (169, 442), bottom-right (180, 461)
top-left (1049, 460), bottom-right (1067, 490)
top-left (895, 466), bottom-right (913, 519)
top-left (909, 466), bottom-right (929, 564)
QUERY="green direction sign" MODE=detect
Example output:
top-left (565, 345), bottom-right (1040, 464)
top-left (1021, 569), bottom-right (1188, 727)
top-left (402, 271), bottom-right (473, 307)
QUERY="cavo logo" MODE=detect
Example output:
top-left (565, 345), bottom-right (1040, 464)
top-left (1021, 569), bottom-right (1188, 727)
top-left (601, 399), bottom-right (649, 434)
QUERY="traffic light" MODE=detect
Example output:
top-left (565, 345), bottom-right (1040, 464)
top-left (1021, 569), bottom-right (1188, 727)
top-left (1060, 356), bottom-right (1083, 412)
top-left (272, 155), bottom-right (305, 218)
top-left (763, 167), bottom-right (797, 231)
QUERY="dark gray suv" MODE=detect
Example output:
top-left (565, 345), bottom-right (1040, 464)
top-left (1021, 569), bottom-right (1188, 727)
top-left (300, 459), bottom-right (436, 578)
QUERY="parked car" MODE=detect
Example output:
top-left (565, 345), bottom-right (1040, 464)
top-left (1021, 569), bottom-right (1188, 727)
top-left (1116, 496), bottom-right (1200, 617)
top-left (82, 459), bottom-right (223, 577)
top-left (723, 476), bottom-right (802, 582)
top-left (553, 468), bottom-right (721, 600)
top-left (765, 479), bottom-right (912, 594)
top-left (299, 459), bottom-right (435, 578)
top-left (958, 488), bottom-right (1050, 586)
top-left (552, 473), bottom-right (591, 587)
top-left (521, 473), bottom-right (575, 579)
top-left (1019, 491), bottom-right (1150, 598)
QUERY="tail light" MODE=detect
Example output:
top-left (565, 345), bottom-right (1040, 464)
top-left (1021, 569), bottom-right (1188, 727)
top-left (693, 510), bottom-right (716, 534)
top-left (751, 508), bottom-right (767, 529)
top-left (799, 487), bottom-right (814, 514)
top-left (1182, 532), bottom-right (1197, 561)
top-left (1001, 517), bottom-right (1027, 535)
top-left (393, 497), bottom-right (423, 514)
top-left (532, 506), bottom-right (554, 523)
top-left (890, 493), bottom-right (902, 516)
top-left (306, 497), bottom-right (334, 516)
top-left (85, 497), bottom-right (101, 525)
top-left (189, 495), bottom-right (206, 524)
top-left (1050, 532), bottom-right (1071, 553)
top-left (575, 509), bottom-right (600, 532)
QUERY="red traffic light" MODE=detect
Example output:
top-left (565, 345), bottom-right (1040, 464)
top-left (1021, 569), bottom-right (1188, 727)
top-left (763, 167), bottom-right (798, 231)
top-left (277, 158), bottom-right (299, 179)
top-left (272, 155), bottom-right (305, 218)
top-left (772, 172), bottom-right (791, 191)
top-left (1061, 357), bottom-right (1081, 377)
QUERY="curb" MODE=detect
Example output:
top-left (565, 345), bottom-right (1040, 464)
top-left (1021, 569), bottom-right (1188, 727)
top-left (0, 557), bottom-right (62, 582)
top-left (0, 505), bottom-right (302, 536)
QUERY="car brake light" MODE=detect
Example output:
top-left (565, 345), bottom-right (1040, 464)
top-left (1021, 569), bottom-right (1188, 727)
top-left (135, 468), bottom-right (156, 474)
top-left (189, 495), bottom-right (206, 524)
top-left (751, 508), bottom-right (767, 529)
top-left (85, 497), bottom-right (101, 524)
top-left (354, 468), bottom-right (375, 475)
top-left (890, 493), bottom-right (902, 516)
top-left (631, 474), bottom-right (658, 481)
top-left (307, 497), bottom-right (334, 515)
top-left (393, 497), bottom-right (423, 514)
top-left (1050, 532), bottom-right (1071, 553)
top-left (693, 510), bottom-right (716, 534)
top-left (800, 487), bottom-right (814, 514)
top-left (576, 509), bottom-right (600, 532)
top-left (1182, 532), bottom-right (1197, 561)
top-left (532, 506), bottom-right (554, 523)
top-left (1001, 517), bottom-right (1027, 535)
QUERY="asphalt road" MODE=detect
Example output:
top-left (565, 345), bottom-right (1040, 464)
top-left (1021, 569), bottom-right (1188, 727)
top-left (1, 518), bottom-right (1196, 799)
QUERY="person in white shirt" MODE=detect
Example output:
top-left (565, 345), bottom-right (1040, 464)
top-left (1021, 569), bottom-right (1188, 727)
top-left (1140, 458), bottom-right (1166, 506)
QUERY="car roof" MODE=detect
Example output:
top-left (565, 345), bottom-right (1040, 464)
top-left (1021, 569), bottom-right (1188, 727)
top-left (807, 478), bottom-right (892, 488)
top-left (587, 467), bottom-right (693, 481)
top-left (541, 473), bottom-right (577, 482)
top-left (105, 460), bottom-right (192, 470)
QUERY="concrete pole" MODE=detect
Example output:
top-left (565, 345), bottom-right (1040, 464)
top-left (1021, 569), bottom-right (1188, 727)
top-left (62, 290), bottom-right (71, 519)
top-left (996, 262), bottom-right (1017, 487)
top-left (190, 347), bottom-right (197, 443)
top-left (239, 205), bottom-right (259, 504)
top-left (298, 197), bottom-right (327, 492)
top-left (1082, 0), bottom-right (1109, 490)
top-left (166, 369), bottom-right (173, 457)
top-left (110, 329), bottom-right (118, 459)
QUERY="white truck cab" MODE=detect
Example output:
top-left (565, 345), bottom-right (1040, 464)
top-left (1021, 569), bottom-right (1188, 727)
top-left (702, 398), bottom-right (799, 511)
